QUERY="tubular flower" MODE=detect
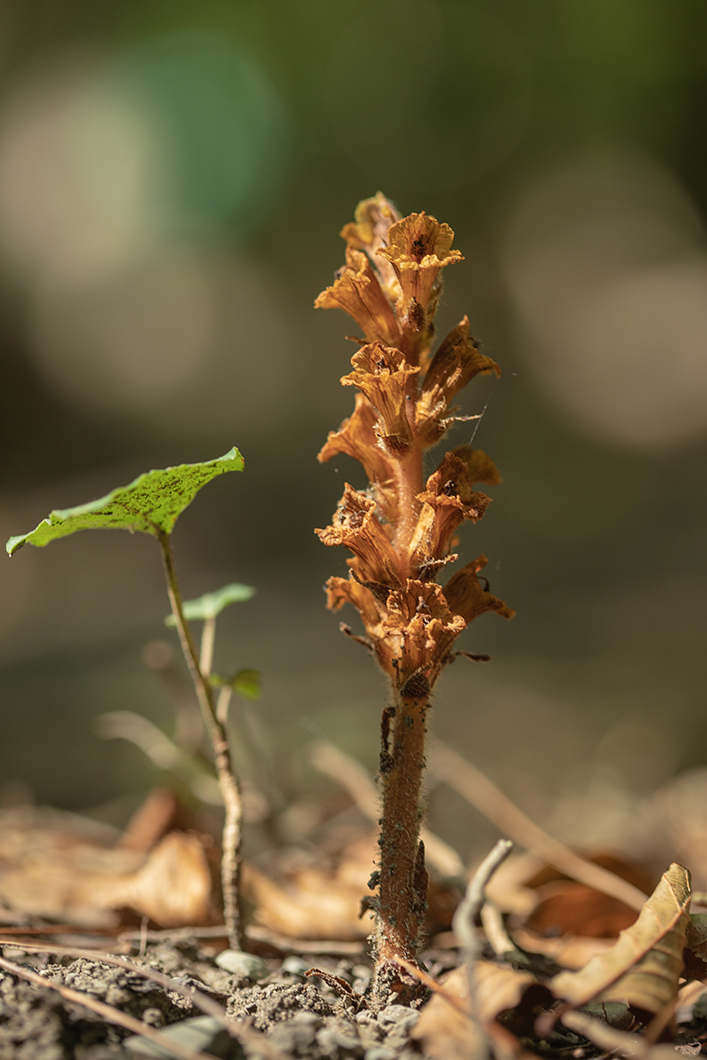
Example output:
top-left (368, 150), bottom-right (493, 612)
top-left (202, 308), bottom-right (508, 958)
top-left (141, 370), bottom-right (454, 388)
top-left (314, 246), bottom-right (401, 347)
top-left (377, 213), bottom-right (463, 360)
top-left (341, 343), bottom-right (421, 454)
top-left (315, 483), bottom-right (399, 588)
top-left (416, 317), bottom-right (500, 444)
top-left (444, 555), bottom-right (516, 625)
top-left (408, 453), bottom-right (492, 577)
top-left (340, 191), bottom-right (402, 302)
top-left (381, 581), bottom-right (466, 692)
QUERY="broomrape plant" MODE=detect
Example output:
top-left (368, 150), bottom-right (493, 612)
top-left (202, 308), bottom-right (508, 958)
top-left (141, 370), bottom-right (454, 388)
top-left (315, 193), bottom-right (514, 998)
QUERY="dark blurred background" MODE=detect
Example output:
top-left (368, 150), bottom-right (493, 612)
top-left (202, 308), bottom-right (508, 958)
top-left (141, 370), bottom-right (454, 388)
top-left (1, 0), bottom-right (706, 858)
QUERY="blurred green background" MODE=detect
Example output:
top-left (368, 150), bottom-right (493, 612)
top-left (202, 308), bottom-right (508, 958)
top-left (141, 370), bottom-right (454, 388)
top-left (0, 0), bottom-right (706, 857)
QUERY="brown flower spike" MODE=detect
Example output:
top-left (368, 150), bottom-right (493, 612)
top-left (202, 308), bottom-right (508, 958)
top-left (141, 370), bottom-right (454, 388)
top-left (315, 194), bottom-right (514, 1000)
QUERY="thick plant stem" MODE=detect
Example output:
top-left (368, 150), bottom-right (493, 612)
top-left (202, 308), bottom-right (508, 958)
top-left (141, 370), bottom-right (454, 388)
top-left (156, 530), bottom-right (244, 951)
top-left (375, 690), bottom-right (429, 998)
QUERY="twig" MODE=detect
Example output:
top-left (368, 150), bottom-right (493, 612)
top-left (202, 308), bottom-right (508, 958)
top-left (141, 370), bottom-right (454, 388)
top-left (117, 923), bottom-right (369, 956)
top-left (396, 956), bottom-right (470, 1017)
top-left (451, 838), bottom-right (513, 1051)
top-left (453, 839), bottom-right (513, 961)
top-left (157, 530), bottom-right (244, 950)
top-left (199, 615), bottom-right (217, 677)
top-left (310, 740), bottom-right (466, 878)
top-left (430, 738), bottom-right (648, 911)
top-left (560, 1009), bottom-right (649, 1059)
top-left (216, 685), bottom-right (233, 725)
top-left (0, 939), bottom-right (293, 1060)
top-left (0, 953), bottom-right (214, 1060)
top-left (480, 900), bottom-right (525, 963)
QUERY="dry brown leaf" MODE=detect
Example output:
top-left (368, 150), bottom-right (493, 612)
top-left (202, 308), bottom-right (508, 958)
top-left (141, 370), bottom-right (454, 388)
top-left (88, 832), bottom-right (215, 926)
top-left (525, 854), bottom-right (657, 940)
top-left (550, 863), bottom-right (691, 1015)
top-left (411, 961), bottom-right (547, 1060)
top-left (511, 927), bottom-right (614, 970)
top-left (243, 833), bottom-right (376, 941)
top-left (0, 807), bottom-right (216, 928)
top-left (683, 912), bottom-right (707, 979)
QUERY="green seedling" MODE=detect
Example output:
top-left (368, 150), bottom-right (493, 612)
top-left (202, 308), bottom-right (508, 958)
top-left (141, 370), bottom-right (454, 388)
top-left (7, 447), bottom-right (249, 950)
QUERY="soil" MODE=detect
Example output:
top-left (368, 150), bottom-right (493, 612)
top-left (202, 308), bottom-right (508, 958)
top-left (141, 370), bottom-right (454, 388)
top-left (0, 939), bottom-right (435, 1060)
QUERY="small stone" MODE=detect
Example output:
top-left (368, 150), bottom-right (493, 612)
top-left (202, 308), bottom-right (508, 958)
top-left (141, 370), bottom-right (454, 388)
top-left (377, 1003), bottom-right (413, 1025)
top-left (316, 1026), bottom-right (363, 1056)
top-left (141, 1008), bottom-right (165, 1028)
top-left (123, 1015), bottom-right (240, 1058)
top-left (269, 1012), bottom-right (321, 1053)
top-left (214, 950), bottom-right (269, 980)
top-left (280, 955), bottom-right (310, 977)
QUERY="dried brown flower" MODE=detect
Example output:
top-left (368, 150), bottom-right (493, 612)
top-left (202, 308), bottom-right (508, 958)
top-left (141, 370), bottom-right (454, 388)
top-left (315, 194), bottom-right (513, 994)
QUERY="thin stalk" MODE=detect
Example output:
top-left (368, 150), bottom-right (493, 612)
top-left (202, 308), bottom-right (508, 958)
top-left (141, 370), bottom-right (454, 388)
top-left (156, 529), bottom-right (244, 951)
top-left (216, 684), bottom-right (233, 725)
top-left (199, 615), bottom-right (217, 677)
top-left (375, 691), bottom-right (429, 1000)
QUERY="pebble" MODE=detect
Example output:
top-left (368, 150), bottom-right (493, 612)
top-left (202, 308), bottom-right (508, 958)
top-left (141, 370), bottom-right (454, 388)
top-left (214, 949), bottom-right (270, 980)
top-left (377, 1003), bottom-right (414, 1025)
top-left (364, 1049), bottom-right (396, 1060)
top-left (123, 1015), bottom-right (238, 1058)
top-left (316, 1026), bottom-right (363, 1054)
top-left (269, 1011), bottom-right (321, 1053)
top-left (280, 954), bottom-right (311, 977)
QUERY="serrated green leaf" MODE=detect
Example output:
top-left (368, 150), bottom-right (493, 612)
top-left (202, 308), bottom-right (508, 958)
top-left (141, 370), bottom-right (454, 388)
top-left (165, 582), bottom-right (256, 626)
top-left (6, 447), bottom-right (244, 556)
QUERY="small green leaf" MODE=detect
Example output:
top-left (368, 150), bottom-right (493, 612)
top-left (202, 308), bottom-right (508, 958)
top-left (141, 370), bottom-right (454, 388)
top-left (210, 668), bottom-right (262, 700)
top-left (165, 582), bottom-right (256, 626)
top-left (6, 447), bottom-right (244, 556)
top-left (232, 668), bottom-right (262, 701)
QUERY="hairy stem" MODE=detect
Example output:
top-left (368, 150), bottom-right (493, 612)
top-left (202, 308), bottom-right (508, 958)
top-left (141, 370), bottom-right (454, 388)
top-left (375, 690), bottom-right (429, 998)
top-left (156, 530), bottom-right (244, 950)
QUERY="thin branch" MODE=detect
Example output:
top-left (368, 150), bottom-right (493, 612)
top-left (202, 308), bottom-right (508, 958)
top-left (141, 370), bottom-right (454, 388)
top-left (430, 738), bottom-right (648, 912)
top-left (480, 900), bottom-right (526, 963)
top-left (453, 839), bottom-right (513, 962)
top-left (216, 685), bottom-right (233, 725)
top-left (560, 1010), bottom-right (649, 1059)
top-left (395, 957), bottom-right (470, 1018)
top-left (199, 615), bottom-right (217, 677)
top-left (156, 530), bottom-right (244, 950)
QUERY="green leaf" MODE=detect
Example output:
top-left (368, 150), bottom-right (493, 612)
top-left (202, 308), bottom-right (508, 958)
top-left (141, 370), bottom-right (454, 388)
top-left (232, 668), bottom-right (262, 701)
top-left (165, 583), bottom-right (256, 626)
top-left (211, 668), bottom-right (262, 700)
top-left (6, 448), bottom-right (244, 556)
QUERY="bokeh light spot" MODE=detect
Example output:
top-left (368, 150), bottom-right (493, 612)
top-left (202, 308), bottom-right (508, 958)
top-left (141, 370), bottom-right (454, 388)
top-left (109, 29), bottom-right (288, 228)
top-left (500, 150), bottom-right (707, 448)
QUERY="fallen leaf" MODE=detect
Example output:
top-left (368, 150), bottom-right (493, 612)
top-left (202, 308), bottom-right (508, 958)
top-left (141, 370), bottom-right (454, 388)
top-left (243, 833), bottom-right (376, 941)
top-left (0, 806), bottom-right (216, 928)
top-left (550, 863), bottom-right (691, 1017)
top-left (411, 961), bottom-right (549, 1060)
top-left (525, 854), bottom-right (657, 939)
top-left (89, 832), bottom-right (215, 926)
top-left (683, 912), bottom-right (707, 979)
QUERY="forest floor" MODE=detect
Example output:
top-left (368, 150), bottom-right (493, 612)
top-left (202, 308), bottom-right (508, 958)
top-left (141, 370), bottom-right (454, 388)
top-left (3, 740), bottom-right (707, 1060)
